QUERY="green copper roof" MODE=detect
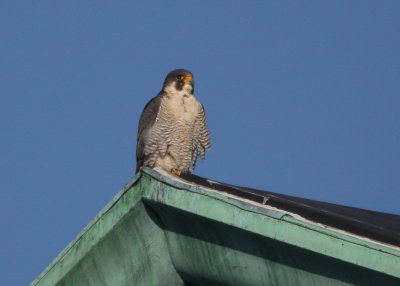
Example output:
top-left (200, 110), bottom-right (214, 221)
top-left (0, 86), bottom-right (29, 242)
top-left (31, 167), bottom-right (400, 286)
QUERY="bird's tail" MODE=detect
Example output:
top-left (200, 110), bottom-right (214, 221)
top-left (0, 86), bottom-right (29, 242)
top-left (135, 160), bottom-right (142, 173)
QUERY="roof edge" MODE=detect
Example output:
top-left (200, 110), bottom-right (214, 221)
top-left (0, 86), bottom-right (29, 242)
top-left (30, 172), bottom-right (143, 286)
top-left (31, 168), bottom-right (400, 284)
top-left (142, 167), bottom-right (400, 278)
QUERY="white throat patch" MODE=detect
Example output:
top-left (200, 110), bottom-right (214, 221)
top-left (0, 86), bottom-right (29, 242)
top-left (162, 81), bottom-right (200, 120)
top-left (164, 82), bottom-right (193, 97)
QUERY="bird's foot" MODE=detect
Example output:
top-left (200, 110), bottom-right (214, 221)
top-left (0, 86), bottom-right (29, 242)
top-left (171, 169), bottom-right (181, 176)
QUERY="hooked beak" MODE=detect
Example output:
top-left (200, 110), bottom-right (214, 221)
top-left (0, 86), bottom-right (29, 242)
top-left (183, 75), bottom-right (192, 84)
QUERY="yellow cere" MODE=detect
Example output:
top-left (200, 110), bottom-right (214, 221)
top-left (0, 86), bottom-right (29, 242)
top-left (183, 75), bottom-right (192, 83)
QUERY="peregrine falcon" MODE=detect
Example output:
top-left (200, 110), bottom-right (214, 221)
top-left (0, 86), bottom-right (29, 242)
top-left (135, 69), bottom-right (211, 175)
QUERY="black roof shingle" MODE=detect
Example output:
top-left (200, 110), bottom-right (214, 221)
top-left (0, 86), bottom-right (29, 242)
top-left (181, 173), bottom-right (400, 247)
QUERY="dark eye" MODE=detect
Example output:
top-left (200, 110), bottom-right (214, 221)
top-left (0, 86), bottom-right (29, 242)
top-left (177, 75), bottom-right (183, 80)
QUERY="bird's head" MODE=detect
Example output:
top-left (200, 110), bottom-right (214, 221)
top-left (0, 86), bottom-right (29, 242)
top-left (163, 69), bottom-right (194, 95)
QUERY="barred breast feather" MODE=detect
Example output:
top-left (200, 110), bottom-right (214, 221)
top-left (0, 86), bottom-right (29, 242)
top-left (136, 90), bottom-right (211, 173)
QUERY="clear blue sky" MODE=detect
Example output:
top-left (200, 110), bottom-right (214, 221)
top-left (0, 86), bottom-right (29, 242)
top-left (1, 1), bottom-right (399, 285)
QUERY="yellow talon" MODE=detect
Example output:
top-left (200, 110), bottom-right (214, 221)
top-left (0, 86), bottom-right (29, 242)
top-left (171, 169), bottom-right (181, 176)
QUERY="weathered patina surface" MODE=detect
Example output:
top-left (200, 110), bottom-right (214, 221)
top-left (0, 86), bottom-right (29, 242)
top-left (31, 168), bottom-right (400, 286)
top-left (30, 173), bottom-right (183, 286)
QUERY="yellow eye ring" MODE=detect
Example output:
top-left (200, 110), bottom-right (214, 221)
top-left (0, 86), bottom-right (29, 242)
top-left (177, 75), bottom-right (184, 80)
